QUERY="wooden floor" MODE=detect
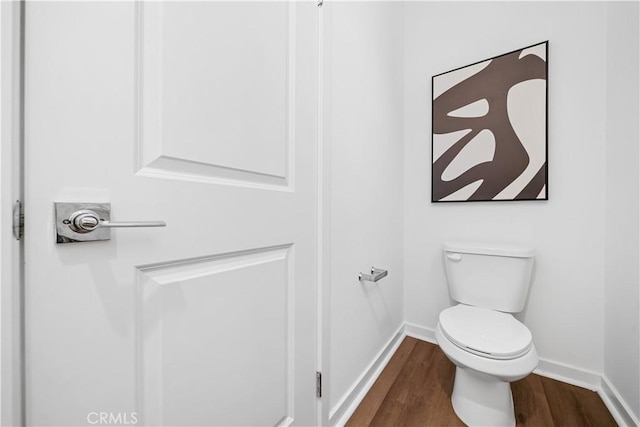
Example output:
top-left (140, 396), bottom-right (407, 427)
top-left (346, 337), bottom-right (617, 427)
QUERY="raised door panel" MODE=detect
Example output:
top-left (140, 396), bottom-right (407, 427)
top-left (137, 2), bottom-right (293, 190)
top-left (137, 245), bottom-right (294, 426)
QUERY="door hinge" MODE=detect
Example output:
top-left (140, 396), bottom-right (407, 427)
top-left (316, 371), bottom-right (322, 398)
top-left (13, 200), bottom-right (23, 241)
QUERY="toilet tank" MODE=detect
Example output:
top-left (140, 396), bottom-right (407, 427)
top-left (443, 242), bottom-right (535, 313)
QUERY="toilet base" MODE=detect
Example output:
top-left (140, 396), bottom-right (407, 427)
top-left (451, 366), bottom-right (515, 427)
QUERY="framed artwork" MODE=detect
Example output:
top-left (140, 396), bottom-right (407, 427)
top-left (431, 41), bottom-right (548, 202)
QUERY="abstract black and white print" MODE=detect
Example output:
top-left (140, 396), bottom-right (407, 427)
top-left (432, 41), bottom-right (548, 202)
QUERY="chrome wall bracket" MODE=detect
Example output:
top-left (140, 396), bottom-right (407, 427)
top-left (358, 267), bottom-right (388, 283)
top-left (55, 202), bottom-right (166, 244)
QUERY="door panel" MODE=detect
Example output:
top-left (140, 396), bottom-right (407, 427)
top-left (138, 2), bottom-right (293, 188)
top-left (25, 2), bottom-right (317, 426)
top-left (138, 245), bottom-right (294, 426)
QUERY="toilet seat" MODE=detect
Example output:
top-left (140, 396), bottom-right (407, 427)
top-left (439, 304), bottom-right (533, 360)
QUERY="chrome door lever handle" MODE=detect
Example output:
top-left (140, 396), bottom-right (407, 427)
top-left (100, 219), bottom-right (167, 228)
top-left (66, 209), bottom-right (166, 233)
top-left (55, 202), bottom-right (166, 244)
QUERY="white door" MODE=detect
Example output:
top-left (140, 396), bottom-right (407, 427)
top-left (24, 1), bottom-right (318, 426)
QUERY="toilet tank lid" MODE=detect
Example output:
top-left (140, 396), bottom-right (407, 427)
top-left (444, 242), bottom-right (534, 258)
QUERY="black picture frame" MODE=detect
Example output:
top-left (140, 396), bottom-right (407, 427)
top-left (431, 41), bottom-right (548, 202)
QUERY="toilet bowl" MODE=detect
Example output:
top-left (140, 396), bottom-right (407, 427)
top-left (436, 304), bottom-right (538, 426)
top-left (437, 243), bottom-right (537, 427)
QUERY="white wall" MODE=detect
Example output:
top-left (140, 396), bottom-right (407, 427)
top-left (323, 1), bottom-right (404, 421)
top-left (604, 1), bottom-right (640, 422)
top-left (404, 1), bottom-right (608, 377)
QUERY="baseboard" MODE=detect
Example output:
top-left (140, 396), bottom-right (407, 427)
top-left (329, 324), bottom-right (405, 427)
top-left (599, 375), bottom-right (639, 427)
top-left (534, 357), bottom-right (601, 391)
top-left (533, 357), bottom-right (640, 425)
top-left (403, 322), bottom-right (437, 344)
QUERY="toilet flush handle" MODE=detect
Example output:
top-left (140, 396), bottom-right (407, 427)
top-left (446, 253), bottom-right (462, 262)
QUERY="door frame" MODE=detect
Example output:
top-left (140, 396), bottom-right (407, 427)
top-left (1, 0), bottom-right (25, 425)
top-left (317, 0), bottom-right (331, 425)
top-left (316, 1), bottom-right (328, 425)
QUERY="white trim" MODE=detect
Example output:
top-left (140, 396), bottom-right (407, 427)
top-left (1, 1), bottom-right (23, 426)
top-left (600, 375), bottom-right (639, 427)
top-left (319, 2), bottom-right (333, 426)
top-left (315, 0), bottom-right (324, 424)
top-left (534, 357), bottom-right (601, 391)
top-left (329, 324), bottom-right (405, 427)
top-left (404, 322), bottom-right (437, 344)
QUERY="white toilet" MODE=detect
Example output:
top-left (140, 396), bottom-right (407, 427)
top-left (435, 242), bottom-right (538, 427)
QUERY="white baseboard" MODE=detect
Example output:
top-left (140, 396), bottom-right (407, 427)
top-left (329, 324), bottom-right (406, 426)
top-left (534, 357), bottom-right (601, 391)
top-left (532, 357), bottom-right (638, 425)
top-left (328, 322), bottom-right (638, 427)
top-left (600, 375), bottom-right (639, 427)
top-left (404, 322), bottom-right (437, 344)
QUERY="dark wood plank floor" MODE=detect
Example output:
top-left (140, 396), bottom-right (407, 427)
top-left (346, 337), bottom-right (617, 427)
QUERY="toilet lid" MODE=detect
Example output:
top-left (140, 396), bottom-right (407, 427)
top-left (439, 304), bottom-right (533, 360)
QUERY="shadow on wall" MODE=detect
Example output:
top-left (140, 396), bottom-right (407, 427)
top-left (358, 280), bottom-right (393, 332)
